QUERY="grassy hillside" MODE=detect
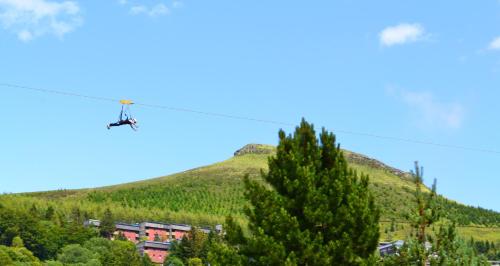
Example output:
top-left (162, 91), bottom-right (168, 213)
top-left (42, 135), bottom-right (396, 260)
top-left (2, 144), bottom-right (499, 242)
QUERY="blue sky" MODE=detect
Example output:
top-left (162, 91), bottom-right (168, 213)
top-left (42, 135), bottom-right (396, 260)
top-left (1, 0), bottom-right (499, 211)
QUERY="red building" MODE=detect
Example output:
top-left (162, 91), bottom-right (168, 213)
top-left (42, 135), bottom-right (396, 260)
top-left (140, 222), bottom-right (171, 242)
top-left (114, 223), bottom-right (141, 243)
top-left (84, 219), bottom-right (219, 264)
top-left (168, 224), bottom-right (191, 241)
top-left (137, 241), bottom-right (171, 264)
top-left (140, 222), bottom-right (191, 242)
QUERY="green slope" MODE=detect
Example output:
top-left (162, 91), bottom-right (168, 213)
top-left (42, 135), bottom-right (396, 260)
top-left (2, 144), bottom-right (499, 242)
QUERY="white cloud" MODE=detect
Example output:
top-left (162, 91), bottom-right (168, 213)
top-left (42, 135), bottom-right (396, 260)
top-left (389, 88), bottom-right (464, 129)
top-left (18, 29), bottom-right (33, 41)
top-left (172, 1), bottom-right (182, 8)
top-left (0, 0), bottom-right (82, 41)
top-left (488, 37), bottom-right (500, 50)
top-left (130, 5), bottom-right (147, 15)
top-left (379, 23), bottom-right (425, 47)
top-left (129, 3), bottom-right (169, 17)
top-left (149, 3), bottom-right (168, 16)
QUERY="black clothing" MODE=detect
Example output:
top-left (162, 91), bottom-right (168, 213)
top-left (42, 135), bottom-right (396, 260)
top-left (108, 119), bottom-right (137, 130)
top-left (109, 120), bottom-right (132, 127)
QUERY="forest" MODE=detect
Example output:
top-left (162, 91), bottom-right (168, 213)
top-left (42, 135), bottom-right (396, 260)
top-left (0, 122), bottom-right (499, 265)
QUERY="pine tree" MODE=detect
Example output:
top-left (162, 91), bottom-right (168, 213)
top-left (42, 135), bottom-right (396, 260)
top-left (71, 207), bottom-right (84, 225)
top-left (45, 206), bottom-right (55, 220)
top-left (142, 254), bottom-right (156, 266)
top-left (11, 236), bottom-right (24, 248)
top-left (410, 162), bottom-right (440, 266)
top-left (382, 163), bottom-right (488, 266)
top-left (390, 219), bottom-right (396, 233)
top-left (116, 232), bottom-right (128, 241)
top-left (171, 228), bottom-right (209, 263)
top-left (29, 204), bottom-right (39, 218)
top-left (100, 208), bottom-right (115, 239)
top-left (430, 223), bottom-right (489, 266)
top-left (210, 119), bottom-right (380, 265)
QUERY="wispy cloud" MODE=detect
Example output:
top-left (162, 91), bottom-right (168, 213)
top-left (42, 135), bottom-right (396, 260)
top-left (388, 88), bottom-right (465, 129)
top-left (172, 1), bottom-right (182, 8)
top-left (0, 0), bottom-right (82, 42)
top-left (130, 5), bottom-right (147, 15)
top-left (379, 23), bottom-right (426, 47)
top-left (488, 36), bottom-right (500, 50)
top-left (130, 3), bottom-right (169, 17)
top-left (119, 1), bottom-right (180, 17)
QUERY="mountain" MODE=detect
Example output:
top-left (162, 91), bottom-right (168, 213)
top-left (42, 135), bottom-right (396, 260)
top-left (2, 144), bottom-right (499, 242)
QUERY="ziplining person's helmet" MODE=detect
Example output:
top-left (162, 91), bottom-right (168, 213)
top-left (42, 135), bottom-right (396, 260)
top-left (131, 118), bottom-right (137, 123)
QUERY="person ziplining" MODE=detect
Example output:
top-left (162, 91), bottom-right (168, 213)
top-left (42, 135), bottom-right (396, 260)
top-left (107, 100), bottom-right (138, 131)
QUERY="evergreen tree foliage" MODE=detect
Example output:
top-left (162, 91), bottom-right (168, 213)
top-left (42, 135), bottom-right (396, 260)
top-left (382, 163), bottom-right (489, 266)
top-left (30, 203), bottom-right (39, 218)
top-left (187, 257), bottom-right (203, 266)
top-left (0, 205), bottom-right (90, 260)
top-left (170, 227), bottom-right (209, 264)
top-left (83, 237), bottom-right (113, 262)
top-left (82, 237), bottom-right (151, 266)
top-left (141, 253), bottom-right (156, 266)
top-left (44, 261), bottom-right (64, 266)
top-left (0, 244), bottom-right (42, 265)
top-left (116, 232), bottom-right (128, 241)
top-left (0, 202), bottom-right (151, 265)
top-left (0, 247), bottom-right (13, 265)
top-left (45, 206), bottom-right (55, 220)
top-left (382, 224), bottom-right (489, 266)
top-left (429, 223), bottom-right (489, 266)
top-left (11, 236), bottom-right (24, 248)
top-left (471, 239), bottom-right (500, 260)
top-left (207, 216), bottom-right (246, 266)
top-left (56, 244), bottom-right (101, 265)
top-left (107, 240), bottom-right (143, 266)
top-left (408, 162), bottom-right (440, 266)
top-left (210, 119), bottom-right (380, 265)
top-left (165, 256), bottom-right (185, 266)
top-left (71, 206), bottom-right (84, 225)
top-left (100, 208), bottom-right (115, 239)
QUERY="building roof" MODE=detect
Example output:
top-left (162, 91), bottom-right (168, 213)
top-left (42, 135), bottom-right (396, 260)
top-left (141, 221), bottom-right (192, 232)
top-left (378, 240), bottom-right (405, 250)
top-left (215, 224), bottom-right (223, 231)
top-left (141, 222), bottom-right (170, 230)
top-left (170, 224), bottom-right (191, 231)
top-left (84, 219), bottom-right (217, 234)
top-left (84, 219), bottom-right (101, 227)
top-left (200, 228), bottom-right (211, 234)
top-left (116, 223), bottom-right (140, 232)
top-left (137, 241), bottom-right (171, 250)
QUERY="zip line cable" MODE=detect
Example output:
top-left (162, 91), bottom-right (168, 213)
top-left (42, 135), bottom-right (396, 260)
top-left (1, 82), bottom-right (499, 155)
top-left (0, 82), bottom-right (290, 126)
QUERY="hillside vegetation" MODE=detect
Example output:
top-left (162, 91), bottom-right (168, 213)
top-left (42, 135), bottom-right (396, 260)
top-left (2, 144), bottom-right (499, 242)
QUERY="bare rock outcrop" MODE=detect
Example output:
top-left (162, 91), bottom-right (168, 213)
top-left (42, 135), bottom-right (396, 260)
top-left (234, 144), bottom-right (274, 156)
top-left (234, 144), bottom-right (412, 180)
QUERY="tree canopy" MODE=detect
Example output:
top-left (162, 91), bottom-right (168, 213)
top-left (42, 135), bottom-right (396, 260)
top-left (210, 119), bottom-right (380, 265)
